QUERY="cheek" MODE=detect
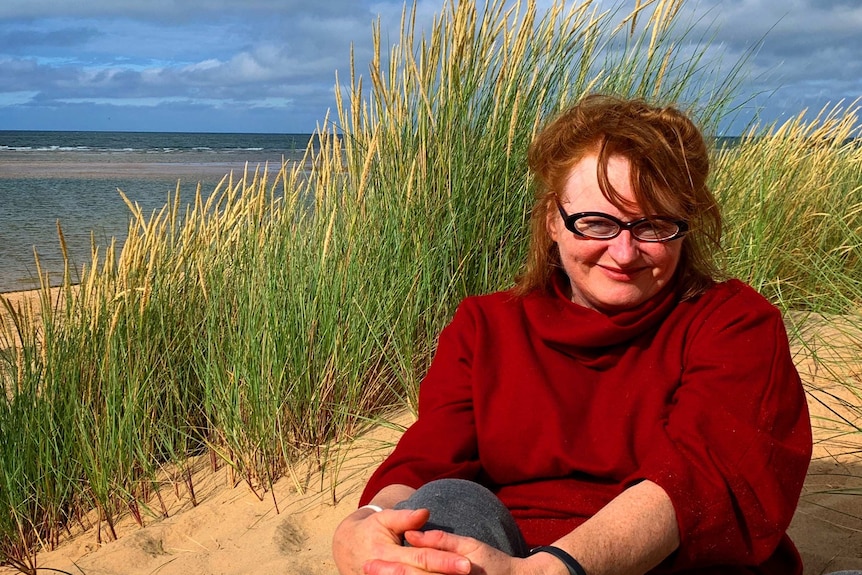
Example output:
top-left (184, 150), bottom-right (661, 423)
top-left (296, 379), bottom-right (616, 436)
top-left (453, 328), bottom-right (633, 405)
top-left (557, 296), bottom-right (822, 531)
top-left (559, 236), bottom-right (605, 265)
top-left (647, 243), bottom-right (683, 274)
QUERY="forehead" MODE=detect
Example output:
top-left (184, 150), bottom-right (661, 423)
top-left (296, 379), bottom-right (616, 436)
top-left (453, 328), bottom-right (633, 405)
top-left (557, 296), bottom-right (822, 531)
top-left (560, 154), bottom-right (640, 216)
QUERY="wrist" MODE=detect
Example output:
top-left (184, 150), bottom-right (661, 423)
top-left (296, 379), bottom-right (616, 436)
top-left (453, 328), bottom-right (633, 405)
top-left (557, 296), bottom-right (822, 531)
top-left (525, 548), bottom-right (569, 575)
top-left (351, 504), bottom-right (383, 521)
top-left (528, 546), bottom-right (587, 575)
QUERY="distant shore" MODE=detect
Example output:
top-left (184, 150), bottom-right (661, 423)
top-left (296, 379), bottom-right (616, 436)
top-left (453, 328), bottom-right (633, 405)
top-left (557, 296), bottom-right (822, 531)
top-left (0, 132), bottom-right (302, 292)
top-left (0, 158), bottom-right (283, 180)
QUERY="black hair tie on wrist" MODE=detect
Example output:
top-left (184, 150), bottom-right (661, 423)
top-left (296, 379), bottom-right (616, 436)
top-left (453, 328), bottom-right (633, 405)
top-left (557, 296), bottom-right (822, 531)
top-left (529, 545), bottom-right (588, 575)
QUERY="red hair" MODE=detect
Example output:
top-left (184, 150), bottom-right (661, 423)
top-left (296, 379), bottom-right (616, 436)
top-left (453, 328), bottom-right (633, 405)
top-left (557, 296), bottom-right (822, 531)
top-left (515, 94), bottom-right (722, 299)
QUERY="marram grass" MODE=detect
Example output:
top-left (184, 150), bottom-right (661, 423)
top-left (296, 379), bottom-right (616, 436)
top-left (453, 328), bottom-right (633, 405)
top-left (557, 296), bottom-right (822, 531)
top-left (715, 101), bottom-right (862, 310)
top-left (1, 0), bottom-right (861, 572)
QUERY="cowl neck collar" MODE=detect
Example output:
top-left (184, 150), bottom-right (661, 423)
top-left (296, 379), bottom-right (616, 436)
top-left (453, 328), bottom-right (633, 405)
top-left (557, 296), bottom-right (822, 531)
top-left (523, 273), bottom-right (680, 354)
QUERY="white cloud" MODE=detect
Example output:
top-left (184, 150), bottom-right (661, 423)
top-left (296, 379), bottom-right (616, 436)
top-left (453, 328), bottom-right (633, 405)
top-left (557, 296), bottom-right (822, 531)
top-left (0, 91), bottom-right (38, 105)
top-left (0, 0), bottom-right (859, 132)
top-left (183, 59), bottom-right (221, 73)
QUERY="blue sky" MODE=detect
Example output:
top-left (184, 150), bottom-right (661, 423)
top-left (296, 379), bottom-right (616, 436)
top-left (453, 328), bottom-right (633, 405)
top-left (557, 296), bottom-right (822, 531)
top-left (0, 0), bottom-right (860, 134)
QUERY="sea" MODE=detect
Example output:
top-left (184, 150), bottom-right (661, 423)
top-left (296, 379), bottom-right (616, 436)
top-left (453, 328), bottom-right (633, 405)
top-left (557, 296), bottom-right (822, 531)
top-left (0, 130), bottom-right (314, 293)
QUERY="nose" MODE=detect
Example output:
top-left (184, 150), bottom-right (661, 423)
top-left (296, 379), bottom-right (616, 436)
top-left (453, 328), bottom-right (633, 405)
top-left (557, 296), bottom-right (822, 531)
top-left (606, 230), bottom-right (640, 264)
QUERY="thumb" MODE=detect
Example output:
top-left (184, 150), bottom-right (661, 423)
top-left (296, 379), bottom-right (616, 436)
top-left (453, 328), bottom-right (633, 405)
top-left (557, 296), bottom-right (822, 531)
top-left (376, 507), bottom-right (430, 534)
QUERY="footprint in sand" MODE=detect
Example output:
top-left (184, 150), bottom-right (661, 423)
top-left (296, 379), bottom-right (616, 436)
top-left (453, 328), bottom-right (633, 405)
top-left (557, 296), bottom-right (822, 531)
top-left (274, 517), bottom-right (308, 554)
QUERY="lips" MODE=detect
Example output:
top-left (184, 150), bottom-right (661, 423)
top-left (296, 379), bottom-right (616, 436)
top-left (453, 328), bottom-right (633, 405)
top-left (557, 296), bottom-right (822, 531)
top-left (598, 265), bottom-right (646, 281)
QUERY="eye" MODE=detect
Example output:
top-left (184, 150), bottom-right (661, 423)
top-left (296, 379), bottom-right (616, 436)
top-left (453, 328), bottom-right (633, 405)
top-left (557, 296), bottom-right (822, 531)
top-left (632, 220), bottom-right (680, 240)
top-left (575, 216), bottom-right (618, 237)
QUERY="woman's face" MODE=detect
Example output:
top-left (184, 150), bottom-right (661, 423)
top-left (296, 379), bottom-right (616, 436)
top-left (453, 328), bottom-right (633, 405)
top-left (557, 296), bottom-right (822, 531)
top-left (547, 153), bottom-right (683, 313)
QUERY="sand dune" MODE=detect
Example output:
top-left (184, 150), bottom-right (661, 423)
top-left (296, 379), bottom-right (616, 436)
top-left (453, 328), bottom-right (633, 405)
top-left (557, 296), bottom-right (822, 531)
top-left (1, 406), bottom-right (859, 575)
top-left (1, 293), bottom-right (860, 574)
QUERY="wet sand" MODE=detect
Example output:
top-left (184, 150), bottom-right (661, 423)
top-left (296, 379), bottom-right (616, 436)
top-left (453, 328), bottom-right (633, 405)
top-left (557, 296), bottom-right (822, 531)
top-left (0, 158), bottom-right (282, 180)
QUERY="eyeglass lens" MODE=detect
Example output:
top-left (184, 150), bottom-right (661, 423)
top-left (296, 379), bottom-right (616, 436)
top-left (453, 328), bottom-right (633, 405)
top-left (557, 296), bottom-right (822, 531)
top-left (573, 215), bottom-right (682, 241)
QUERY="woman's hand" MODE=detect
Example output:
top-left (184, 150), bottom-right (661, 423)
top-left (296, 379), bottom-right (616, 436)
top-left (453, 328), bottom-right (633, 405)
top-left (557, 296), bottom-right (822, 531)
top-left (332, 507), bottom-right (473, 575)
top-left (364, 529), bottom-right (546, 575)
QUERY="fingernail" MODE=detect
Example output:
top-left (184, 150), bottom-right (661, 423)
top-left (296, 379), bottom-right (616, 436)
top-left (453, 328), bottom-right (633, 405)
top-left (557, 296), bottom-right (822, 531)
top-left (456, 558), bottom-right (471, 573)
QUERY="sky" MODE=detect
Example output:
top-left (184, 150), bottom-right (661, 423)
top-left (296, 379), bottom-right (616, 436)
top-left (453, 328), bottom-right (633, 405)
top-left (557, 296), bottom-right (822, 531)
top-left (0, 0), bottom-right (859, 135)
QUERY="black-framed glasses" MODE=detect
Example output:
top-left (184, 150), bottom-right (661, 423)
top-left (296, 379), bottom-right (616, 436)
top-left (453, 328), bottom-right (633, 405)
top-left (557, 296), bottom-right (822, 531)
top-left (556, 201), bottom-right (689, 242)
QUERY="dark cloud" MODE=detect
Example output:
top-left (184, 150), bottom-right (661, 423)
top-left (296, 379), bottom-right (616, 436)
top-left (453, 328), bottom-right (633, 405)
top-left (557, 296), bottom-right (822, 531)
top-left (0, 0), bottom-right (859, 133)
top-left (0, 0), bottom-right (372, 24)
top-left (656, 0), bottom-right (861, 127)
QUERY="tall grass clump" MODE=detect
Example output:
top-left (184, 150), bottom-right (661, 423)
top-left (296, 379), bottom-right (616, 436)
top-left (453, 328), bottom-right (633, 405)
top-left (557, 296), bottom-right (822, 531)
top-left (0, 0), bottom-right (860, 572)
top-left (715, 102), bottom-right (862, 311)
top-left (715, 102), bottom-right (862, 449)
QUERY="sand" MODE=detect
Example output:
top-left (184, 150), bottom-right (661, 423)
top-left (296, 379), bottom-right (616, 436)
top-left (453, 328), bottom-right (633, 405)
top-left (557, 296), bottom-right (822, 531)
top-left (1, 291), bottom-right (861, 574)
top-left (0, 407), bottom-right (408, 575)
top-left (0, 160), bottom-right (278, 180)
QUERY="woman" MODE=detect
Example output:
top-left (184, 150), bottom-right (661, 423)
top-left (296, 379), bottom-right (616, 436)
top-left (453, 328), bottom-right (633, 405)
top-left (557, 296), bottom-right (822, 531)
top-left (333, 95), bottom-right (814, 575)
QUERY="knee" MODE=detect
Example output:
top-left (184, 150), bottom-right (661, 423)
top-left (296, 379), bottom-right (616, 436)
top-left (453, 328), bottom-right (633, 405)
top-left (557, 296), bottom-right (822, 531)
top-left (414, 478), bottom-right (490, 499)
top-left (393, 478), bottom-right (527, 557)
top-left (397, 478), bottom-right (500, 511)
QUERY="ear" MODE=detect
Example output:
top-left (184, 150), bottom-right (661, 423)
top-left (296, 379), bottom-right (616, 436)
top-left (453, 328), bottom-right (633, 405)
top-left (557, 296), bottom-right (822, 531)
top-left (546, 197), bottom-right (561, 243)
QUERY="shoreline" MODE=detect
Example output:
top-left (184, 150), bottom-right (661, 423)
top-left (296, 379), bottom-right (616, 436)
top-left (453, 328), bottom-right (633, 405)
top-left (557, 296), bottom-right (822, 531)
top-left (1, 286), bottom-right (48, 316)
top-left (0, 286), bottom-right (75, 350)
top-left (0, 159), bottom-right (285, 180)
top-left (0, 153), bottom-right (291, 293)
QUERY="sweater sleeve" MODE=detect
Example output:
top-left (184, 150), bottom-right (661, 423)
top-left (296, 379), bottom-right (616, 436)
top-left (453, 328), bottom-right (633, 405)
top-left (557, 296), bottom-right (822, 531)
top-left (630, 285), bottom-right (812, 569)
top-left (359, 299), bottom-right (483, 505)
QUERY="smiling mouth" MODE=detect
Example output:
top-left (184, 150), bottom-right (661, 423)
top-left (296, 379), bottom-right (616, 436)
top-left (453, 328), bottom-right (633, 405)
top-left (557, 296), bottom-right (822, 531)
top-left (599, 265), bottom-right (646, 279)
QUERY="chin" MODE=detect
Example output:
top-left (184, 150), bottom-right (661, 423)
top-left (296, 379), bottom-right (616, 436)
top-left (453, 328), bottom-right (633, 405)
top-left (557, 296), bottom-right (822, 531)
top-left (592, 286), bottom-right (652, 312)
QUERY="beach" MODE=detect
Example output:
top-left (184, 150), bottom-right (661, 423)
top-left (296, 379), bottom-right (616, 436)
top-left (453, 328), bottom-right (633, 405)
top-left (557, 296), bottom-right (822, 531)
top-left (3, 0), bottom-right (861, 568)
top-left (3, 129), bottom-right (862, 574)
top-left (0, 338), bottom-right (405, 575)
top-left (0, 130), bottom-right (311, 293)
top-left (0, 159), bottom-right (265, 179)
top-left (1, 288), bottom-right (861, 574)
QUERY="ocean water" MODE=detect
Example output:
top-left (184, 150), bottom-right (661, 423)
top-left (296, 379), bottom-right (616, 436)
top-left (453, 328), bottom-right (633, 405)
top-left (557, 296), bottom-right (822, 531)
top-left (0, 130), bottom-right (313, 293)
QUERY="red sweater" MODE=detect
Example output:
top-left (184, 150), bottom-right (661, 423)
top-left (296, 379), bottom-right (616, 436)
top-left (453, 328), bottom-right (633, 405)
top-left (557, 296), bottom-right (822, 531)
top-left (360, 279), bottom-right (812, 574)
